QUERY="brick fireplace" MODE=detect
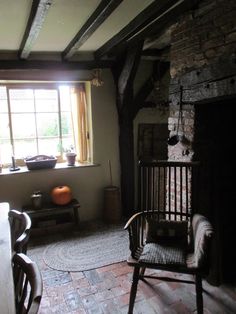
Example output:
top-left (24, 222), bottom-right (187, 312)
top-left (167, 0), bottom-right (236, 284)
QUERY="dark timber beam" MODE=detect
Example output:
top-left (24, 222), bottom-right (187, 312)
top-left (109, 0), bottom-right (192, 57)
top-left (190, 0), bottom-right (200, 10)
top-left (95, 0), bottom-right (179, 60)
top-left (62, 0), bottom-right (123, 60)
top-left (142, 49), bottom-right (163, 57)
top-left (113, 48), bottom-right (170, 217)
top-left (142, 47), bottom-right (170, 60)
top-left (169, 58), bottom-right (236, 105)
top-left (0, 60), bottom-right (113, 71)
top-left (118, 43), bottom-right (143, 104)
top-left (19, 0), bottom-right (53, 60)
top-left (129, 0), bottom-right (192, 45)
top-left (112, 42), bottom-right (143, 217)
top-left (132, 61), bottom-right (170, 118)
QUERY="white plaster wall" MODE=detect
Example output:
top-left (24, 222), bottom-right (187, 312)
top-left (0, 69), bottom-right (120, 221)
top-left (91, 70), bottom-right (120, 188)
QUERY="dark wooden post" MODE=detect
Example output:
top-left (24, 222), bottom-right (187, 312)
top-left (112, 45), bottom-right (169, 216)
top-left (112, 43), bottom-right (143, 216)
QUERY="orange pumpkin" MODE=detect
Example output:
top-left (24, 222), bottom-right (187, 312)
top-left (51, 185), bottom-right (72, 205)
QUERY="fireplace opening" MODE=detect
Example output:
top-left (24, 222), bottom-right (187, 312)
top-left (193, 99), bottom-right (236, 284)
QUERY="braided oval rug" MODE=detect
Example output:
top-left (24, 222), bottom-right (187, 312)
top-left (42, 224), bottom-right (130, 272)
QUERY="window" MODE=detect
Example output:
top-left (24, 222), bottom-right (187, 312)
top-left (0, 83), bottom-right (91, 166)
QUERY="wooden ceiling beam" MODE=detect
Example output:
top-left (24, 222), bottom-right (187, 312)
top-left (142, 49), bottom-right (163, 57)
top-left (94, 0), bottom-right (178, 60)
top-left (62, 0), bottom-right (123, 60)
top-left (19, 0), bottom-right (53, 60)
top-left (141, 46), bottom-right (170, 61)
top-left (0, 60), bottom-right (113, 71)
top-left (132, 61), bottom-right (169, 118)
top-left (109, 0), bottom-right (191, 57)
top-left (118, 43), bottom-right (143, 94)
top-left (129, 0), bottom-right (189, 44)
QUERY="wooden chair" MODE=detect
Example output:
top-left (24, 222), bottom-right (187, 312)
top-left (13, 253), bottom-right (43, 314)
top-left (125, 160), bottom-right (214, 314)
top-left (8, 209), bottom-right (31, 254)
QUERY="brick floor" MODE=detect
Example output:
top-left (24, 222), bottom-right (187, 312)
top-left (28, 228), bottom-right (236, 314)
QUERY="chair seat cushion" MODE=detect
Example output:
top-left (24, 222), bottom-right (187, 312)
top-left (138, 242), bottom-right (186, 266)
top-left (146, 219), bottom-right (188, 248)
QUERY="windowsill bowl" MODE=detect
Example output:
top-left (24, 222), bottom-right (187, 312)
top-left (24, 155), bottom-right (57, 170)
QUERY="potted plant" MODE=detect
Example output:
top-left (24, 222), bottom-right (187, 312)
top-left (65, 146), bottom-right (77, 166)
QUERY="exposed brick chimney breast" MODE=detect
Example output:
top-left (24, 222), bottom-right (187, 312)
top-left (170, 0), bottom-right (236, 79)
top-left (168, 0), bottom-right (236, 161)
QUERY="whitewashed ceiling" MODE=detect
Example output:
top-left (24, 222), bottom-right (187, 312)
top-left (0, 0), bottom-right (192, 66)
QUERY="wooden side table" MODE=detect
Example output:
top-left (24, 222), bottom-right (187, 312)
top-left (22, 198), bottom-right (80, 235)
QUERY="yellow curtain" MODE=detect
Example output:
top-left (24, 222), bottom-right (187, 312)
top-left (70, 83), bottom-right (89, 162)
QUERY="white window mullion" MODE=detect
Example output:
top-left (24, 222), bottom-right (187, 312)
top-left (33, 89), bottom-right (39, 154)
top-left (57, 88), bottom-right (63, 158)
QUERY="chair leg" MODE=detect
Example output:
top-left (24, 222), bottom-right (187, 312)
top-left (195, 274), bottom-right (203, 314)
top-left (128, 266), bottom-right (140, 314)
top-left (140, 267), bottom-right (146, 278)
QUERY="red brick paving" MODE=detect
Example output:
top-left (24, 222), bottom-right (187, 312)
top-left (28, 234), bottom-right (236, 314)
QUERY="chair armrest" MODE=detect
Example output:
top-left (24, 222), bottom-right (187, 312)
top-left (124, 211), bottom-right (147, 258)
top-left (124, 210), bottom-right (165, 230)
top-left (124, 211), bottom-right (164, 258)
top-left (187, 214), bottom-right (213, 270)
top-left (124, 212), bottom-right (144, 230)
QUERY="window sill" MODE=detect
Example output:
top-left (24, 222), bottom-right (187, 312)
top-left (0, 162), bottom-right (99, 176)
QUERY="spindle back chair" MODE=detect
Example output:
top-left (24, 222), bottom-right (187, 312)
top-left (125, 160), bottom-right (213, 314)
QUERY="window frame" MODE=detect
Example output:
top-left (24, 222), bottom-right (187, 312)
top-left (0, 82), bottom-right (88, 166)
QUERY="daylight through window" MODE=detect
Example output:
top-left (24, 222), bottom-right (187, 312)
top-left (0, 83), bottom-right (91, 166)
